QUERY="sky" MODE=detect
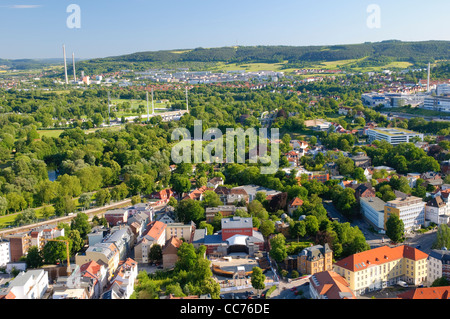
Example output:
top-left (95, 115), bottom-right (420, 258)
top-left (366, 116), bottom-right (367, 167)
top-left (0, 0), bottom-right (449, 60)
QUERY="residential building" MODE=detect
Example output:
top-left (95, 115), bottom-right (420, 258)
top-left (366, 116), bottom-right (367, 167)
top-left (297, 244), bottom-right (333, 276)
top-left (87, 226), bottom-right (109, 246)
top-left (162, 236), bottom-right (183, 269)
top-left (75, 242), bottom-right (120, 281)
top-left (352, 183), bottom-right (376, 201)
top-left (231, 185), bottom-right (280, 203)
top-left (7, 269), bottom-right (49, 299)
top-left (104, 209), bottom-right (128, 226)
top-left (108, 258), bottom-right (138, 299)
top-left (102, 226), bottom-right (133, 261)
top-left (288, 197), bottom-right (304, 216)
top-left (367, 127), bottom-right (424, 145)
top-left (205, 205), bottom-right (247, 223)
top-left (79, 260), bottom-right (108, 299)
top-left (149, 188), bottom-right (175, 204)
top-left (134, 221), bottom-right (167, 263)
top-left (0, 239), bottom-right (10, 267)
top-left (384, 196), bottom-right (425, 232)
top-left (8, 232), bottom-right (32, 262)
top-left (425, 196), bottom-right (450, 225)
top-left (309, 270), bottom-right (356, 299)
top-left (360, 197), bottom-right (387, 233)
top-left (333, 245), bottom-right (428, 296)
top-left (427, 248), bottom-right (450, 286)
top-left (165, 222), bottom-right (195, 242)
top-left (207, 177), bottom-right (224, 189)
top-left (351, 153), bottom-right (372, 169)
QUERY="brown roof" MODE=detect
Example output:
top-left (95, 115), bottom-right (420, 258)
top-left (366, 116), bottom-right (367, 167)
top-left (311, 271), bottom-right (356, 299)
top-left (162, 236), bottom-right (183, 255)
top-left (144, 221), bottom-right (167, 241)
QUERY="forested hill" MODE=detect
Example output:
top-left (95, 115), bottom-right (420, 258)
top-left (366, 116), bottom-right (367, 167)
top-left (74, 40), bottom-right (450, 74)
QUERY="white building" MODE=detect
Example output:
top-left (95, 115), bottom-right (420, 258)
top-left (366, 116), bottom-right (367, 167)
top-left (7, 269), bottom-right (49, 299)
top-left (425, 196), bottom-right (450, 226)
top-left (422, 96), bottom-right (450, 113)
top-left (0, 239), bottom-right (10, 267)
top-left (384, 196), bottom-right (425, 232)
top-left (367, 128), bottom-right (423, 146)
top-left (427, 248), bottom-right (450, 286)
top-left (360, 197), bottom-right (386, 233)
top-left (436, 84), bottom-right (450, 96)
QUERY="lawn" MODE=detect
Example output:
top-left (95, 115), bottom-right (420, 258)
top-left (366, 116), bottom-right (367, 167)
top-left (37, 129), bottom-right (65, 138)
top-left (211, 61), bottom-right (299, 74)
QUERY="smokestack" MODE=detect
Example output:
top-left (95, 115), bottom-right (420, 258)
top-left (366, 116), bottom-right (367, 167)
top-left (185, 86), bottom-right (189, 112)
top-left (427, 62), bottom-right (431, 92)
top-left (63, 45), bottom-right (68, 85)
top-left (72, 52), bottom-right (76, 83)
top-left (152, 88), bottom-right (154, 115)
top-left (146, 91), bottom-right (150, 122)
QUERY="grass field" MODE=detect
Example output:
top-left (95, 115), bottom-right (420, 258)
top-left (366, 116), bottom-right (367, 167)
top-left (37, 129), bottom-right (65, 138)
top-left (211, 61), bottom-right (299, 74)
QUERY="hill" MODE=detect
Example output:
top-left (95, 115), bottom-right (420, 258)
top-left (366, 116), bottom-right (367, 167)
top-left (73, 40), bottom-right (450, 74)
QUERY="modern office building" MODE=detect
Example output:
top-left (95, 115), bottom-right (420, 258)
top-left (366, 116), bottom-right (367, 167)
top-left (422, 96), bottom-right (450, 113)
top-left (360, 197), bottom-right (386, 233)
top-left (384, 196), bottom-right (425, 232)
top-left (367, 127), bottom-right (423, 145)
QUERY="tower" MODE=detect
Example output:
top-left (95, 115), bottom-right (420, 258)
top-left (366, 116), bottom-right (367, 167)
top-left (72, 52), bottom-right (76, 83)
top-left (146, 91), bottom-right (150, 122)
top-left (152, 88), bottom-right (155, 115)
top-left (186, 86), bottom-right (189, 112)
top-left (63, 45), bottom-right (68, 85)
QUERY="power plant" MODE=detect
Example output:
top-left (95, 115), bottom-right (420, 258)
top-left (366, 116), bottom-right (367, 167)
top-left (62, 44), bottom-right (68, 85)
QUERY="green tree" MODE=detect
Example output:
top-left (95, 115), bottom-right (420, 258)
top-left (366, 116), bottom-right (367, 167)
top-left (433, 224), bottom-right (450, 249)
top-left (149, 244), bottom-right (163, 263)
top-left (54, 195), bottom-right (76, 216)
top-left (386, 214), bottom-right (404, 244)
top-left (269, 234), bottom-right (288, 262)
top-left (42, 238), bottom-right (70, 265)
top-left (68, 230), bottom-right (84, 255)
top-left (251, 266), bottom-right (266, 296)
top-left (202, 190), bottom-right (223, 208)
top-left (26, 246), bottom-right (43, 268)
top-left (259, 219), bottom-right (275, 237)
top-left (70, 213), bottom-right (92, 239)
top-left (175, 198), bottom-right (205, 225)
top-left (290, 221), bottom-right (306, 242)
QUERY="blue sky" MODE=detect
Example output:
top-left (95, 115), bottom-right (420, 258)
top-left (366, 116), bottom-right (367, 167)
top-left (0, 0), bottom-right (449, 59)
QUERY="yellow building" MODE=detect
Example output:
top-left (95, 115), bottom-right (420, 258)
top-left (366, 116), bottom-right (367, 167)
top-left (75, 242), bottom-right (120, 280)
top-left (333, 245), bottom-right (428, 296)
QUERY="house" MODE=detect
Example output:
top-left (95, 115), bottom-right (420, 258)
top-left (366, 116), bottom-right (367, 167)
top-left (309, 270), bottom-right (355, 299)
top-left (287, 197), bottom-right (304, 215)
top-left (351, 183), bottom-right (376, 201)
top-left (134, 221), bottom-right (167, 263)
top-left (162, 236), bottom-right (183, 269)
top-left (150, 188), bottom-right (175, 204)
top-left (165, 222), bottom-right (196, 242)
top-left (75, 242), bottom-right (120, 281)
top-left (350, 153), bottom-right (372, 169)
top-left (425, 196), bottom-right (450, 225)
top-left (102, 226), bottom-right (134, 261)
top-left (0, 239), bottom-right (10, 267)
top-left (333, 245), bottom-right (428, 296)
top-left (7, 232), bottom-right (32, 262)
top-left (427, 248), bottom-right (450, 286)
top-left (87, 226), bottom-right (109, 246)
top-left (107, 258), bottom-right (138, 299)
top-left (104, 209), bottom-right (128, 226)
top-left (231, 185), bottom-right (280, 203)
top-left (297, 244), bottom-right (333, 276)
top-left (205, 205), bottom-right (247, 223)
top-left (6, 269), bottom-right (49, 299)
top-left (206, 177), bottom-right (224, 189)
top-left (79, 260), bottom-right (108, 299)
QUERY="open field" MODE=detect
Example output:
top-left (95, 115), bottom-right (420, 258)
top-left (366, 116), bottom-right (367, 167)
top-left (37, 129), bottom-right (65, 138)
top-left (211, 61), bottom-right (298, 74)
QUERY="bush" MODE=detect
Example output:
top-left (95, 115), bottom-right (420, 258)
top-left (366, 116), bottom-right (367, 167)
top-left (265, 285), bottom-right (277, 299)
top-left (291, 270), bottom-right (299, 279)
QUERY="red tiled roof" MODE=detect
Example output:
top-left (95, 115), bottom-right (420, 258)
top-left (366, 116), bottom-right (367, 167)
top-left (311, 271), bottom-right (355, 299)
top-left (335, 245), bottom-right (428, 272)
top-left (398, 286), bottom-right (450, 299)
top-left (289, 197), bottom-right (304, 207)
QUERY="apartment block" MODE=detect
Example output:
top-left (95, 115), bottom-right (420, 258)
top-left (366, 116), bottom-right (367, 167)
top-left (384, 196), bottom-right (425, 232)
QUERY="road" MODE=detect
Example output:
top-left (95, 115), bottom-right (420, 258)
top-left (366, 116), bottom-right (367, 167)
top-left (323, 200), bottom-right (438, 254)
top-left (0, 198), bottom-right (132, 238)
